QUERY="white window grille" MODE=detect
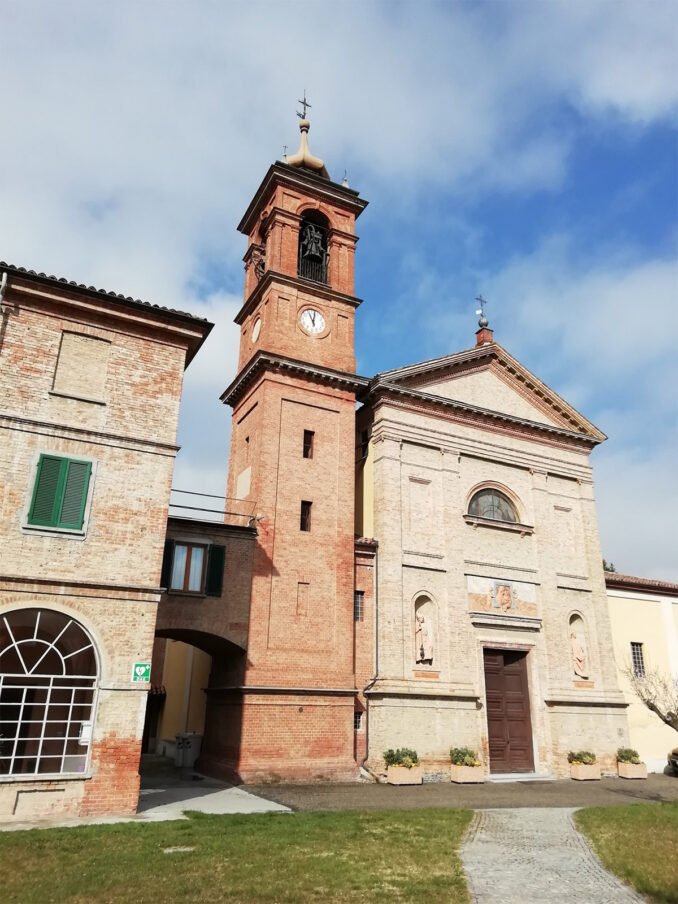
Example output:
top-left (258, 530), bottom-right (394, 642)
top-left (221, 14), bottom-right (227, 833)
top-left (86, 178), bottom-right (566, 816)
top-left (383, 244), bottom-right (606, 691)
top-left (354, 712), bottom-right (363, 731)
top-left (630, 641), bottom-right (645, 677)
top-left (354, 591), bottom-right (364, 622)
top-left (0, 609), bottom-right (98, 777)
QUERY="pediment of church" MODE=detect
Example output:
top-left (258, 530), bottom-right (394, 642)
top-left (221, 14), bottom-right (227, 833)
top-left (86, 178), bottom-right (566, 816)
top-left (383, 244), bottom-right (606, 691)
top-left (376, 344), bottom-right (605, 441)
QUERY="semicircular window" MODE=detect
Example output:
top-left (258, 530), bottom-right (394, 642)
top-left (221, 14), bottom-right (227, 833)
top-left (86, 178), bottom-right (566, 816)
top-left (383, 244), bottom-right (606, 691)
top-left (468, 488), bottom-right (518, 523)
top-left (0, 608), bottom-right (98, 777)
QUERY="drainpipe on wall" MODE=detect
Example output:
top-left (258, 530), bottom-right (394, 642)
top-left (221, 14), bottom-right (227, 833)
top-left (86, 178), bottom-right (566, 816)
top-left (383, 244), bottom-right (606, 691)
top-left (360, 543), bottom-right (379, 780)
top-left (0, 272), bottom-right (7, 312)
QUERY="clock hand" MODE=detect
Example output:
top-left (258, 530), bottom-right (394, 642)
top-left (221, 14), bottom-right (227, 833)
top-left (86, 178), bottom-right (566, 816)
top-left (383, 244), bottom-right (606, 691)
top-left (310, 311), bottom-right (316, 327)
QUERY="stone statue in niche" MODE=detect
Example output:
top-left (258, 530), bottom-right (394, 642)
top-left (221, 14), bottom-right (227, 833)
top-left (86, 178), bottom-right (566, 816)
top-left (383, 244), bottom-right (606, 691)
top-left (415, 612), bottom-right (434, 664)
top-left (570, 629), bottom-right (589, 679)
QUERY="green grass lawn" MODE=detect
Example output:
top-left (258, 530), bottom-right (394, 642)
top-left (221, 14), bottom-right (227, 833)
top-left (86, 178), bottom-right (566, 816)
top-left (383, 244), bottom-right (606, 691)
top-left (0, 808), bottom-right (473, 904)
top-left (575, 803), bottom-right (678, 904)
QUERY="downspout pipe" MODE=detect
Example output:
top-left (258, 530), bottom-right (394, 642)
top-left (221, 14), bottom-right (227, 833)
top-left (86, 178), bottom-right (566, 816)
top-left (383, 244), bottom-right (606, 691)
top-left (0, 272), bottom-right (7, 312)
top-left (360, 542), bottom-right (379, 780)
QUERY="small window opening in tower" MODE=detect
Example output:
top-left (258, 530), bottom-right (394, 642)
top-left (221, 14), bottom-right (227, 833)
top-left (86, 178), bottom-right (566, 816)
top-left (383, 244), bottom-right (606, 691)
top-left (303, 430), bottom-right (314, 459)
top-left (300, 500), bottom-right (312, 531)
top-left (298, 211), bottom-right (329, 284)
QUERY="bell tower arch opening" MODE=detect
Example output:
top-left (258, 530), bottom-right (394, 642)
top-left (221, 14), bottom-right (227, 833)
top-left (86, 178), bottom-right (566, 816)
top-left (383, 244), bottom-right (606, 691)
top-left (298, 209), bottom-right (329, 285)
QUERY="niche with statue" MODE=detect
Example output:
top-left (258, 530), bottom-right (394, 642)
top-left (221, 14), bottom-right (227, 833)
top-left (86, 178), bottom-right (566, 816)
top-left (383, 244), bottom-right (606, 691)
top-left (414, 596), bottom-right (436, 667)
top-left (569, 613), bottom-right (590, 681)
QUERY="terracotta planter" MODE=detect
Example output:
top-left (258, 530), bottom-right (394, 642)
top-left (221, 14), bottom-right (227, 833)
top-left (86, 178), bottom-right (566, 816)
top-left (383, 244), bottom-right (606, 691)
top-left (450, 764), bottom-right (484, 783)
top-left (570, 763), bottom-right (601, 780)
top-left (386, 765), bottom-right (423, 785)
top-left (618, 762), bottom-right (647, 779)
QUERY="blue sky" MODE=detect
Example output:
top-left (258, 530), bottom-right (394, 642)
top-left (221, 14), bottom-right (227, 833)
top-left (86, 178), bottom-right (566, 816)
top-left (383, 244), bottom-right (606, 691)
top-left (2, 1), bottom-right (676, 578)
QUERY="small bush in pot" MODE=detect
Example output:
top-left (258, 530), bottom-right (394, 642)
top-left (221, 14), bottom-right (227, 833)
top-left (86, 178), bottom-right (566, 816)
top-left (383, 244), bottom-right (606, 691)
top-left (450, 746), bottom-right (484, 783)
top-left (384, 748), bottom-right (422, 784)
top-left (616, 747), bottom-right (647, 779)
top-left (568, 750), bottom-right (600, 780)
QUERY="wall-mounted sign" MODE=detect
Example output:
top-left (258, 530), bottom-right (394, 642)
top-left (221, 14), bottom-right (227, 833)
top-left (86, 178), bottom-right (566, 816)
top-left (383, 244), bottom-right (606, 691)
top-left (132, 662), bottom-right (151, 683)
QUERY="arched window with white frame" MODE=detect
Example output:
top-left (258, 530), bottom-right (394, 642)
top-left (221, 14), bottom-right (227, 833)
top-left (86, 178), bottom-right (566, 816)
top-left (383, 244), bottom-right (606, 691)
top-left (0, 608), bottom-right (98, 776)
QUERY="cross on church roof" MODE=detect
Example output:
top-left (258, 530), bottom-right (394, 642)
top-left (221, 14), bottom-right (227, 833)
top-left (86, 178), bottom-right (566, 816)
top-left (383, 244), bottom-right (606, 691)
top-left (297, 91), bottom-right (311, 119)
top-left (475, 294), bottom-right (489, 329)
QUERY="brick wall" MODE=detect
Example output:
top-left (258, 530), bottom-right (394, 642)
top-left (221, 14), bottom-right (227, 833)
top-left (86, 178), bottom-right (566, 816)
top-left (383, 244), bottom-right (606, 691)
top-left (0, 275), bottom-right (209, 821)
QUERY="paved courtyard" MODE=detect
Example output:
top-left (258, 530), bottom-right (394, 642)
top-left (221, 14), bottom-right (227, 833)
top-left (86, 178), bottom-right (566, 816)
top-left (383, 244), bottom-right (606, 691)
top-left (244, 772), bottom-right (678, 811)
top-left (461, 808), bottom-right (642, 904)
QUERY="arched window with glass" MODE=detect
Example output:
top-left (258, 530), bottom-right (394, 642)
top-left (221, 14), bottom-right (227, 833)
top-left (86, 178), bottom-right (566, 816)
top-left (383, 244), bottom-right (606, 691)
top-left (468, 487), bottom-right (519, 523)
top-left (0, 608), bottom-right (98, 776)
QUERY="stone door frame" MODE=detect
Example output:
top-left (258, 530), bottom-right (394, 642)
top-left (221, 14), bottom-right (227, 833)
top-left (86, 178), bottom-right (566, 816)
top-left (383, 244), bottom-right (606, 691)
top-left (479, 640), bottom-right (540, 774)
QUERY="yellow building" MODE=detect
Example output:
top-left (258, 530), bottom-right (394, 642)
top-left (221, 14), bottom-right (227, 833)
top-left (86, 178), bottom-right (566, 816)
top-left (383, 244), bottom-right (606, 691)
top-left (606, 572), bottom-right (678, 772)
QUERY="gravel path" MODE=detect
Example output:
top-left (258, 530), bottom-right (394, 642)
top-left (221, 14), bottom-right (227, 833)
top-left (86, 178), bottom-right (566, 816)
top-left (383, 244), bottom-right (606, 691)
top-left (461, 808), bottom-right (642, 904)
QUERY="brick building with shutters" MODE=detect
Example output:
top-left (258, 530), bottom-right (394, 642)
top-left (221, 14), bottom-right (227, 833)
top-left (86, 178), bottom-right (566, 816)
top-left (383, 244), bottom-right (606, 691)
top-left (0, 264), bottom-right (211, 821)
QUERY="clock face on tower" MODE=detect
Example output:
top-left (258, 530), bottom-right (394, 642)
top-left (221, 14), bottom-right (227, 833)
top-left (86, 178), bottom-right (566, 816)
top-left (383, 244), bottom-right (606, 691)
top-left (299, 308), bottom-right (326, 335)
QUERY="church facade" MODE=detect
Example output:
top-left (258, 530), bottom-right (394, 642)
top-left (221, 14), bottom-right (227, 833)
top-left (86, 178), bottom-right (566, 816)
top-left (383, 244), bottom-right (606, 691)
top-left (207, 118), bottom-right (630, 782)
top-left (356, 341), bottom-right (628, 778)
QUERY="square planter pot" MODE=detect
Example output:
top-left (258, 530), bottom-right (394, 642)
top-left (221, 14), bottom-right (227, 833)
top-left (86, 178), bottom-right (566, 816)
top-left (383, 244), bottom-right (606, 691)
top-left (618, 762), bottom-right (647, 779)
top-left (570, 763), bottom-right (601, 780)
top-left (386, 766), bottom-right (423, 785)
top-left (450, 764), bottom-right (484, 783)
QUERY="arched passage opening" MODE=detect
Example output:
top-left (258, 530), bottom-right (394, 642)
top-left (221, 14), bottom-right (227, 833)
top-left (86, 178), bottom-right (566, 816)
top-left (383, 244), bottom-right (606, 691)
top-left (143, 629), bottom-right (247, 778)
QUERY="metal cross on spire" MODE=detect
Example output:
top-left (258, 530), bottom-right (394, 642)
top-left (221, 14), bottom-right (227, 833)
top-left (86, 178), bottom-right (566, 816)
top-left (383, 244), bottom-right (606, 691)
top-left (475, 294), bottom-right (489, 327)
top-left (297, 90), bottom-right (311, 119)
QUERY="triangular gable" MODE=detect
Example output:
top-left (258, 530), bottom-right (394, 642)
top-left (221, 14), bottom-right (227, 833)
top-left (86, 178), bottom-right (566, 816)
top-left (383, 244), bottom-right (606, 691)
top-left (376, 344), bottom-right (605, 442)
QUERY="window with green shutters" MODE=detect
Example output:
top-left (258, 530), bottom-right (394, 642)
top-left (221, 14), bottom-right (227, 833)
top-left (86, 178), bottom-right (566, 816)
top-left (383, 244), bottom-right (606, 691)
top-left (28, 455), bottom-right (92, 530)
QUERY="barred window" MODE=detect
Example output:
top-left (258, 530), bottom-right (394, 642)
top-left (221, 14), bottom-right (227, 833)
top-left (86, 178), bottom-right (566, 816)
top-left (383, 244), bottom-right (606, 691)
top-left (630, 642), bottom-right (645, 677)
top-left (0, 608), bottom-right (98, 777)
top-left (354, 712), bottom-right (363, 731)
top-left (468, 488), bottom-right (518, 523)
top-left (354, 591), bottom-right (364, 622)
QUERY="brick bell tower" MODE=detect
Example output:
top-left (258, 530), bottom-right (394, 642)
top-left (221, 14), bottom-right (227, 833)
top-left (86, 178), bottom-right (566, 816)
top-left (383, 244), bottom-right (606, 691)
top-left (214, 112), bottom-right (368, 781)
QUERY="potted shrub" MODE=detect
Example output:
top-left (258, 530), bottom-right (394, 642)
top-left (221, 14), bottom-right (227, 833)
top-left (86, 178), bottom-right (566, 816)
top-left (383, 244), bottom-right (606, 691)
top-left (384, 748), bottom-right (423, 784)
top-left (568, 750), bottom-right (601, 780)
top-left (616, 747), bottom-right (647, 779)
top-left (450, 747), bottom-right (484, 783)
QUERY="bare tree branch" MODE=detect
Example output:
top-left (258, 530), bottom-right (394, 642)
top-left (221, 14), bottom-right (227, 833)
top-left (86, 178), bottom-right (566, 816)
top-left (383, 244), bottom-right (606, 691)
top-left (622, 662), bottom-right (678, 733)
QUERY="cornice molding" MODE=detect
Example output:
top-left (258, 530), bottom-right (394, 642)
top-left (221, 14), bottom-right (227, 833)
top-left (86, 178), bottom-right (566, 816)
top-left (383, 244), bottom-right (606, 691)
top-left (220, 351), bottom-right (370, 407)
top-left (235, 269), bottom-right (363, 325)
top-left (365, 383), bottom-right (600, 450)
top-left (2, 266), bottom-right (211, 365)
top-left (0, 413), bottom-right (180, 455)
top-left (238, 162), bottom-right (368, 236)
top-left (371, 342), bottom-right (605, 443)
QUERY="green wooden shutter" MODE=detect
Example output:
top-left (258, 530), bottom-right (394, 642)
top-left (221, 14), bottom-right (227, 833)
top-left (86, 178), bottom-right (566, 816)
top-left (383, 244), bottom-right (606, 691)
top-left (160, 539), bottom-right (175, 589)
top-left (205, 544), bottom-right (225, 596)
top-left (28, 456), bottom-right (65, 526)
top-left (58, 460), bottom-right (92, 529)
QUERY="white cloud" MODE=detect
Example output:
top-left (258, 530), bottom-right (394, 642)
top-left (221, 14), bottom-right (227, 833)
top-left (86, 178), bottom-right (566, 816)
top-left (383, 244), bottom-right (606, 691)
top-left (1, 1), bottom-right (675, 578)
top-left (483, 241), bottom-right (678, 578)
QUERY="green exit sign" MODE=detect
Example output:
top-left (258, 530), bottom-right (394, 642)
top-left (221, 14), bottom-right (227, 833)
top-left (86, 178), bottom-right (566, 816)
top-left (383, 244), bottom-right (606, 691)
top-left (132, 662), bottom-right (151, 683)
